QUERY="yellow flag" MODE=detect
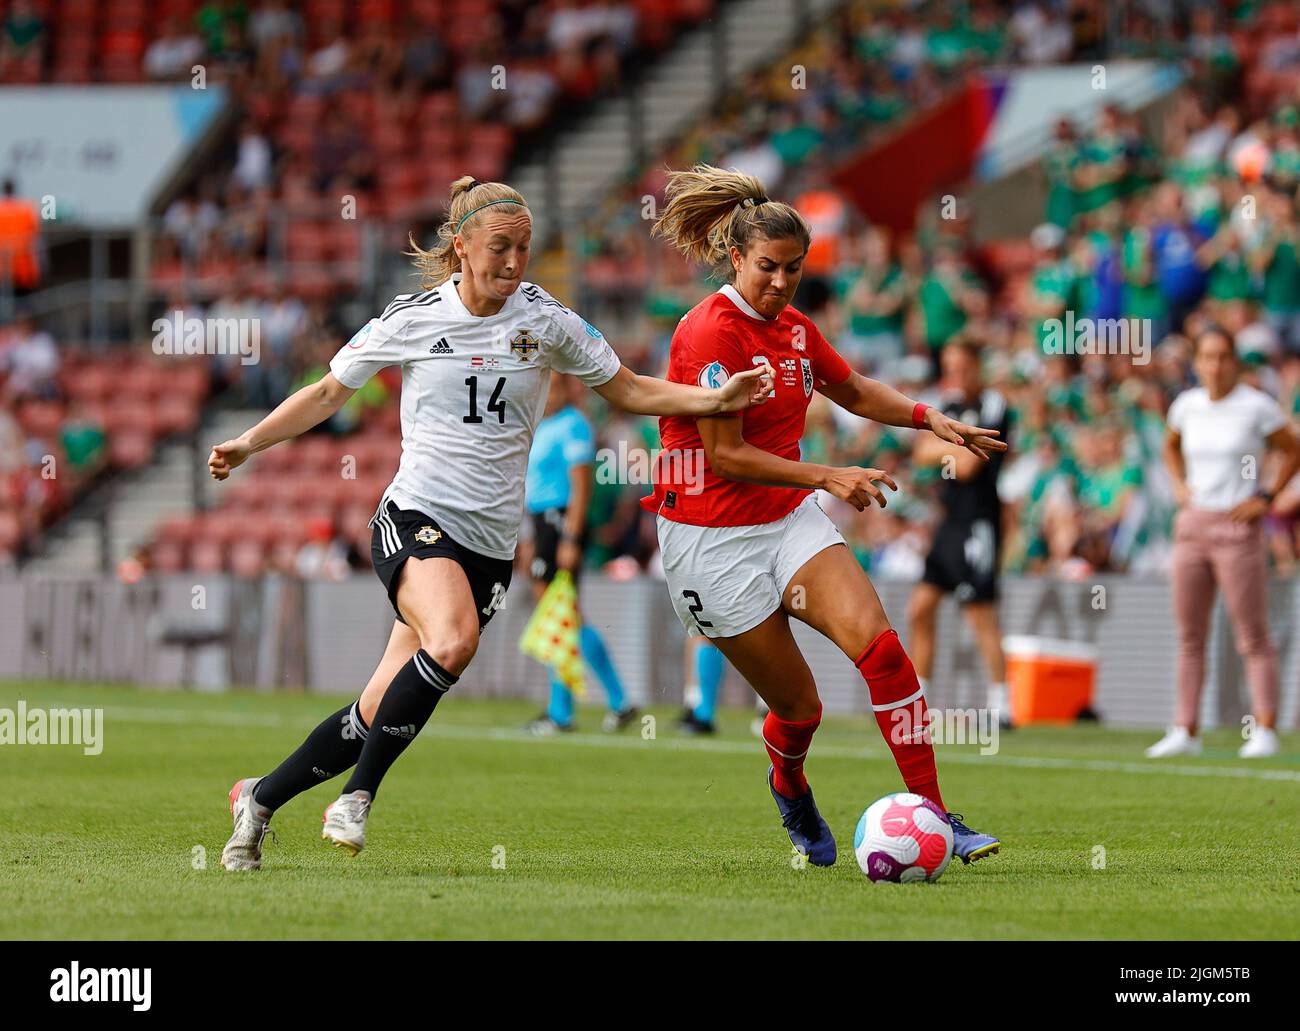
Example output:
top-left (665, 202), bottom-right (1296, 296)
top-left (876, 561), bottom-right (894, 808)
top-left (520, 570), bottom-right (586, 698)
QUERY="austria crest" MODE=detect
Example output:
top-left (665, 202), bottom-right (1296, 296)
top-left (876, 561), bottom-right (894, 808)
top-left (510, 329), bottom-right (540, 361)
top-left (800, 357), bottom-right (813, 396)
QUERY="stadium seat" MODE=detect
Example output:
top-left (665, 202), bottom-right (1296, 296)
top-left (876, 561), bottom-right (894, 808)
top-left (107, 430), bottom-right (154, 470)
top-left (0, 507), bottom-right (25, 553)
top-left (229, 538), bottom-right (269, 578)
top-left (187, 537), bottom-right (226, 573)
top-left (149, 537), bottom-right (186, 573)
top-left (16, 401), bottom-right (66, 439)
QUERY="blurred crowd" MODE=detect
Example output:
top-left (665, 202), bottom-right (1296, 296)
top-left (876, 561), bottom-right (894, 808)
top-left (569, 0), bottom-right (1300, 580)
top-left (10, 0), bottom-right (1300, 581)
top-left (135, 0), bottom-right (710, 298)
top-left (0, 314), bottom-right (103, 562)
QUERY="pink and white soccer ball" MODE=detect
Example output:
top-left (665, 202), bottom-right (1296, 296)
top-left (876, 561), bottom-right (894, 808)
top-left (853, 792), bottom-right (953, 883)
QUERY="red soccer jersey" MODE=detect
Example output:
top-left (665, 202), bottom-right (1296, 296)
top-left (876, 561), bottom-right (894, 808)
top-left (641, 284), bottom-right (852, 527)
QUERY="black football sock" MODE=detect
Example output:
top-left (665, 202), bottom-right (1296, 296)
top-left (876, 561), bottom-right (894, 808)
top-left (342, 650), bottom-right (457, 798)
top-left (253, 701), bottom-right (370, 811)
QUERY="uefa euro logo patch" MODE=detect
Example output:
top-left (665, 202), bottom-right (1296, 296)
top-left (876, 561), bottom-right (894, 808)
top-left (415, 526), bottom-right (442, 545)
top-left (510, 330), bottom-right (540, 360)
top-left (697, 360), bottom-right (729, 389)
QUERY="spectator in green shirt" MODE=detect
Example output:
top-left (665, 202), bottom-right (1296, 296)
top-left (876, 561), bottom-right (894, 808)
top-left (1249, 188), bottom-right (1300, 354)
top-left (1024, 223), bottom-right (1076, 354)
top-left (1041, 118), bottom-right (1081, 229)
top-left (1, 0), bottom-right (45, 70)
top-left (1121, 199), bottom-right (1170, 338)
top-left (1074, 105), bottom-right (1128, 215)
top-left (915, 240), bottom-right (985, 373)
top-left (833, 226), bottom-right (908, 374)
top-left (1196, 218), bottom-right (1255, 321)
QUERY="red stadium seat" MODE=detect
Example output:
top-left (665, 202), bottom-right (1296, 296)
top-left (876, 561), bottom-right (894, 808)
top-left (372, 124), bottom-right (410, 159)
top-left (285, 222), bottom-right (330, 263)
top-left (357, 0), bottom-right (397, 22)
top-left (167, 363), bottom-right (211, 405)
top-left (17, 401), bottom-right (67, 438)
top-left (339, 92), bottom-right (376, 124)
top-left (465, 124), bottom-right (511, 160)
top-left (150, 537), bottom-right (186, 573)
top-left (330, 221), bottom-right (363, 263)
top-left (221, 479), bottom-right (271, 514)
top-left (418, 91), bottom-right (459, 123)
top-left (107, 430), bottom-right (154, 469)
top-left (250, 444), bottom-right (294, 474)
top-left (188, 537), bottom-right (226, 573)
top-left (116, 364), bottom-right (160, 400)
top-left (350, 437), bottom-right (401, 480)
top-left (338, 502), bottom-right (375, 539)
top-left (157, 515), bottom-right (202, 546)
top-left (76, 401), bottom-right (112, 431)
top-left (294, 435), bottom-right (342, 474)
top-left (62, 365), bottom-right (114, 403)
top-left (153, 394), bottom-right (199, 435)
top-left (230, 538), bottom-right (269, 577)
top-left (0, 508), bottom-right (24, 553)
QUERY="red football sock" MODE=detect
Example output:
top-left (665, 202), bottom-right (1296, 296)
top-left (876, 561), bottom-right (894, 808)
top-left (761, 706), bottom-right (821, 798)
top-left (855, 628), bottom-right (945, 811)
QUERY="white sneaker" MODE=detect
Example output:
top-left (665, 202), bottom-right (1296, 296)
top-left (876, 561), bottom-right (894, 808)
top-left (221, 777), bottom-right (273, 871)
top-left (1145, 727), bottom-right (1202, 758)
top-left (1238, 727), bottom-right (1280, 758)
top-left (322, 790), bottom-right (372, 856)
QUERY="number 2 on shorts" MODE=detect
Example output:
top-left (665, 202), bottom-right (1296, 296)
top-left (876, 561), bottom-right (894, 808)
top-left (682, 589), bottom-right (713, 630)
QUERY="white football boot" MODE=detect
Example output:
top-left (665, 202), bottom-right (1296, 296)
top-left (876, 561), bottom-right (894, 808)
top-left (222, 777), bottom-right (273, 871)
top-left (1238, 727), bottom-right (1279, 758)
top-left (1144, 727), bottom-right (1202, 758)
top-left (322, 790), bottom-right (372, 856)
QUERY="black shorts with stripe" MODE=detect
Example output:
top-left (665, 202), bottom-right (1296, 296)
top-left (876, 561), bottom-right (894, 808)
top-left (921, 516), bottom-right (1001, 604)
top-left (370, 500), bottom-right (513, 631)
top-left (528, 507), bottom-right (586, 584)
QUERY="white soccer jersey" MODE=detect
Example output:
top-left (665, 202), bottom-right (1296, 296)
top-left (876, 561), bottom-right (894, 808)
top-left (329, 271), bottom-right (621, 559)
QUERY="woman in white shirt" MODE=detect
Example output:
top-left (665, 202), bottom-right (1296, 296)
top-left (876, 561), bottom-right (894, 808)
top-left (1152, 326), bottom-right (1300, 758)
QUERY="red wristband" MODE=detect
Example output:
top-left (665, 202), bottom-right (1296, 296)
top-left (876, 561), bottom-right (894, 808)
top-left (911, 402), bottom-right (930, 429)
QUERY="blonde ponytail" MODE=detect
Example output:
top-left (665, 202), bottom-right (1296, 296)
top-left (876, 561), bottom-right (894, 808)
top-left (650, 163), bottom-right (810, 282)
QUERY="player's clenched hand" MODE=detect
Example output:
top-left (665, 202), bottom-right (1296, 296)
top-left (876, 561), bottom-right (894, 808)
top-left (208, 438), bottom-right (251, 480)
top-left (925, 410), bottom-right (1008, 462)
top-left (716, 362), bottom-right (775, 411)
top-left (823, 467), bottom-right (898, 511)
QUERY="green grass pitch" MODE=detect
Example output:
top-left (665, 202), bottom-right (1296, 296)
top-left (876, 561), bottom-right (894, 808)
top-left (2, 681), bottom-right (1297, 940)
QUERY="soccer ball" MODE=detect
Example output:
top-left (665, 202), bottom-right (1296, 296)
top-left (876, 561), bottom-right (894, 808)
top-left (853, 792), bottom-right (953, 883)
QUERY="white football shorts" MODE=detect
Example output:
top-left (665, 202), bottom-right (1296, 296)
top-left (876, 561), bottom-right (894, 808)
top-left (656, 492), bottom-right (846, 639)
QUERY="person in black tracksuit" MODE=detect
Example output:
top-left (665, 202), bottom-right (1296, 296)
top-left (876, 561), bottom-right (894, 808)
top-left (907, 341), bottom-right (1013, 726)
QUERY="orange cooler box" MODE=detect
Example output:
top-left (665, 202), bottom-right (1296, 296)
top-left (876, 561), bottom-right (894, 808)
top-left (1003, 635), bottom-right (1098, 726)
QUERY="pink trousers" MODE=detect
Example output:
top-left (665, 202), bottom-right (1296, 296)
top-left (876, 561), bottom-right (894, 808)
top-left (1170, 507), bottom-right (1278, 727)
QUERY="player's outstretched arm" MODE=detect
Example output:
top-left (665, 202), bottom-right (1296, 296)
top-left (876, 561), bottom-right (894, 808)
top-left (592, 363), bottom-right (773, 416)
top-left (818, 371), bottom-right (1007, 461)
top-left (698, 416), bottom-right (897, 511)
top-left (207, 372), bottom-right (357, 480)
